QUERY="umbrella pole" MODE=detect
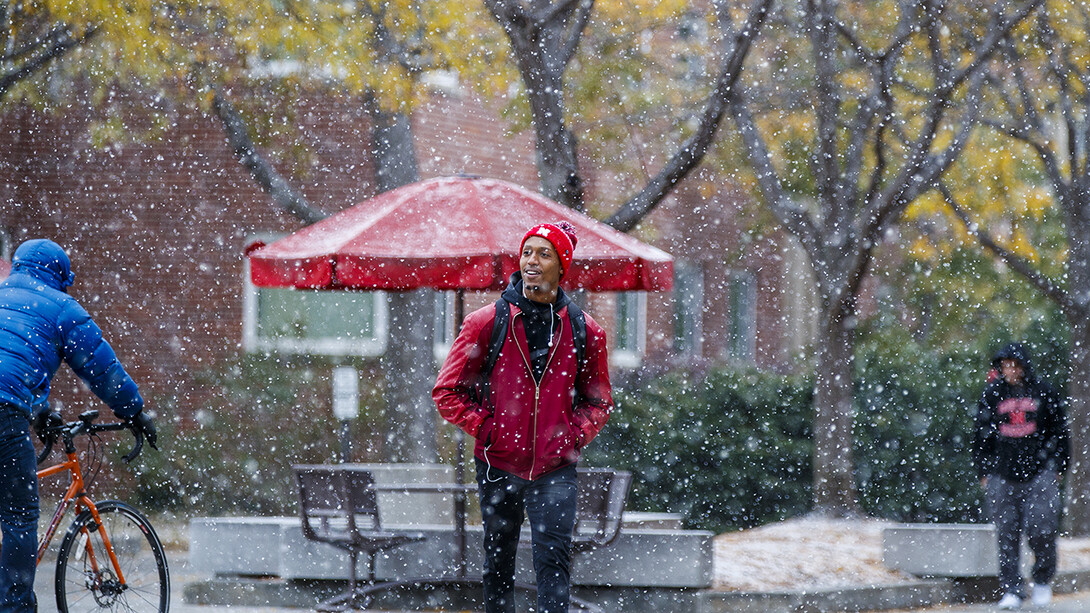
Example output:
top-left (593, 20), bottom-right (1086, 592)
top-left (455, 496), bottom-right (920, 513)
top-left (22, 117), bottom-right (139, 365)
top-left (454, 288), bottom-right (467, 484)
top-left (453, 289), bottom-right (467, 578)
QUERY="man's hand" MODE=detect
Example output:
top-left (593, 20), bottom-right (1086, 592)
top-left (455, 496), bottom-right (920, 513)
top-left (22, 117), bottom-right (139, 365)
top-left (32, 409), bottom-right (63, 443)
top-left (477, 418), bottom-right (494, 446)
top-left (127, 412), bottom-right (158, 449)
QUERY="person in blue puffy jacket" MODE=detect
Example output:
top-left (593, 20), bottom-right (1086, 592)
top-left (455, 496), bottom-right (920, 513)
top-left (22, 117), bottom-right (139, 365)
top-left (0, 238), bottom-right (157, 613)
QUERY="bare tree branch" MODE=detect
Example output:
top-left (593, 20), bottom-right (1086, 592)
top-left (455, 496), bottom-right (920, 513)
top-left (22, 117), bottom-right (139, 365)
top-left (935, 0), bottom-right (1043, 101)
top-left (1004, 40), bottom-right (1045, 136)
top-left (556, 0), bottom-right (595, 67)
top-left (0, 27), bottom-right (94, 98)
top-left (940, 183), bottom-right (1075, 311)
top-left (834, 19), bottom-right (875, 64)
top-left (531, 0), bottom-right (572, 23)
top-left (807, 0), bottom-right (844, 232)
top-left (211, 89), bottom-right (330, 224)
top-left (1036, 12), bottom-right (1081, 177)
top-left (605, 0), bottom-right (774, 232)
top-left (729, 96), bottom-right (823, 270)
top-left (923, 0), bottom-right (950, 90)
top-left (859, 4), bottom-right (915, 209)
top-left (356, 1), bottom-right (426, 75)
top-left (984, 117), bottom-right (1066, 194)
top-left (839, 96), bottom-right (880, 211)
top-left (846, 78), bottom-right (983, 311)
top-left (856, 2), bottom-right (1044, 245)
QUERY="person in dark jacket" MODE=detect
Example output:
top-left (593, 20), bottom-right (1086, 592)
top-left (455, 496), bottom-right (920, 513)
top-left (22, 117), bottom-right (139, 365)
top-left (0, 239), bottom-right (157, 613)
top-left (434, 222), bottom-right (613, 613)
top-left (972, 342), bottom-right (1069, 610)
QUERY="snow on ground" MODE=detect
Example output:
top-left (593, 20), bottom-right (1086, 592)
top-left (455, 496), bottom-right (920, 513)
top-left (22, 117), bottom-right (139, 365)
top-left (713, 517), bottom-right (1090, 592)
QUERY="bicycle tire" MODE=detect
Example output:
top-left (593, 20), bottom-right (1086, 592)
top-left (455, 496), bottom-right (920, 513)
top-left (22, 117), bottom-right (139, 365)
top-left (54, 500), bottom-right (170, 613)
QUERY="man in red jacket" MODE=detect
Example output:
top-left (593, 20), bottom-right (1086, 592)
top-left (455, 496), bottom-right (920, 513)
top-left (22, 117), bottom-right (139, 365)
top-left (434, 221), bottom-right (613, 613)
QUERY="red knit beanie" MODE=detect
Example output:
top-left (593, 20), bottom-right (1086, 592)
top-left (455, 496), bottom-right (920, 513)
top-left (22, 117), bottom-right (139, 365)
top-left (521, 221), bottom-right (578, 276)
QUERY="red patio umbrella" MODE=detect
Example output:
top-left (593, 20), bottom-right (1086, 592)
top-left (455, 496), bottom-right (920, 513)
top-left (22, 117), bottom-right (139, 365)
top-left (248, 176), bottom-right (673, 294)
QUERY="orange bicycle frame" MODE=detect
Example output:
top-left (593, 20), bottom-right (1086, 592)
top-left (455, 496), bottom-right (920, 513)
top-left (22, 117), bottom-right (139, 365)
top-left (35, 447), bottom-right (127, 586)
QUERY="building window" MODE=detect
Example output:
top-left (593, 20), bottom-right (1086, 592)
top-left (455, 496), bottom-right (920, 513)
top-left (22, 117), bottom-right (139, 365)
top-left (613, 291), bottom-right (646, 368)
top-left (433, 291), bottom-right (456, 361)
top-left (0, 229), bottom-right (11, 279)
top-left (0, 229), bottom-right (11, 260)
top-left (243, 263), bottom-right (387, 356)
top-left (728, 271), bottom-right (756, 363)
top-left (673, 260), bottom-right (704, 357)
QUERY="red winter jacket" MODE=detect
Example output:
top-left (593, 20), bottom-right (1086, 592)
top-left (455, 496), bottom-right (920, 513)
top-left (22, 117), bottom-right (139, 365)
top-left (433, 292), bottom-right (613, 481)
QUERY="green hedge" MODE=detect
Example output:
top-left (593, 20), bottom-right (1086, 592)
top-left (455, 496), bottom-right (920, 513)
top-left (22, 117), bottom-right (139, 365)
top-left (854, 342), bottom-right (985, 524)
top-left (583, 368), bottom-right (813, 532)
top-left (585, 340), bottom-right (1003, 533)
top-left (116, 333), bottom-right (1064, 533)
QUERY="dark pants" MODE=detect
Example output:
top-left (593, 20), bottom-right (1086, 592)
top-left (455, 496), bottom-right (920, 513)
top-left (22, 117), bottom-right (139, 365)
top-left (0, 409), bottom-right (38, 613)
top-left (476, 459), bottom-right (577, 613)
top-left (986, 470), bottom-right (1061, 597)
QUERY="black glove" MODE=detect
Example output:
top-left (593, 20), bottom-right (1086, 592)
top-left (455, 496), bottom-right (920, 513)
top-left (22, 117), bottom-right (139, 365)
top-left (127, 412), bottom-right (158, 450)
top-left (32, 409), bottom-right (63, 443)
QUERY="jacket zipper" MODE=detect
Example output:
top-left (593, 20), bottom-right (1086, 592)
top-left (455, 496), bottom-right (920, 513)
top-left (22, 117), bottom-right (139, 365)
top-left (512, 309), bottom-right (564, 478)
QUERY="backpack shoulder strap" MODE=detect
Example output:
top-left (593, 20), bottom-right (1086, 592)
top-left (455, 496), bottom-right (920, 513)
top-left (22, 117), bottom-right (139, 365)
top-left (567, 301), bottom-right (587, 370)
top-left (482, 299), bottom-right (510, 381)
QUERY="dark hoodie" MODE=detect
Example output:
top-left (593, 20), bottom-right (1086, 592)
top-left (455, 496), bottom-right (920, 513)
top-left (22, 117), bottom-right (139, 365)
top-left (0, 239), bottom-right (143, 419)
top-left (972, 343), bottom-right (1069, 482)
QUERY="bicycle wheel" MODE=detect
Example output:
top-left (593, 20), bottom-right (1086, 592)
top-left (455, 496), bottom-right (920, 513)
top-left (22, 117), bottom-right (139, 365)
top-left (55, 500), bottom-right (170, 613)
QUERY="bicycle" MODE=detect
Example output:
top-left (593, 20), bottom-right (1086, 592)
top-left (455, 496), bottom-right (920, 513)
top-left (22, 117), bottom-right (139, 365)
top-left (33, 409), bottom-right (169, 613)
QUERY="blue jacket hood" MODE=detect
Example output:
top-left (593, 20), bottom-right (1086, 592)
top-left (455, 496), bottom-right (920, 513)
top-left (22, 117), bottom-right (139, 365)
top-left (11, 239), bottom-right (75, 291)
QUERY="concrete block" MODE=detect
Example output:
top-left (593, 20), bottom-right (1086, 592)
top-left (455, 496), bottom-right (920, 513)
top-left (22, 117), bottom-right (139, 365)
top-left (188, 517), bottom-right (291, 577)
top-left (883, 523), bottom-right (1030, 577)
top-left (571, 528), bottom-right (714, 588)
top-left (189, 517), bottom-right (713, 588)
top-left (623, 512), bottom-right (685, 530)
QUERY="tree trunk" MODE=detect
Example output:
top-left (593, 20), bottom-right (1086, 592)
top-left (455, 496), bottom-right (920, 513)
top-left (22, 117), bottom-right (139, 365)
top-left (382, 290), bottom-right (437, 462)
top-left (370, 105), bottom-right (420, 193)
top-left (367, 104), bottom-right (438, 463)
top-left (812, 305), bottom-right (860, 517)
top-left (1064, 314), bottom-right (1090, 534)
top-left (1059, 183), bottom-right (1090, 533)
top-left (521, 56), bottom-right (583, 210)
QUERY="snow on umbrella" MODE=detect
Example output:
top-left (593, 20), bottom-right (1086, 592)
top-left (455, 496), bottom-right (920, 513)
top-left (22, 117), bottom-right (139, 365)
top-left (248, 175), bottom-right (674, 293)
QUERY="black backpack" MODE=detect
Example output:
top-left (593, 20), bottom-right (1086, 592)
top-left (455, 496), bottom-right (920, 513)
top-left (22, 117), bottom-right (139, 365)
top-left (473, 299), bottom-right (587, 403)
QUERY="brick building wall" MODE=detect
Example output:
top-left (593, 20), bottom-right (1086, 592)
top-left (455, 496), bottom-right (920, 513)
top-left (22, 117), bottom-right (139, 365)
top-left (648, 169), bottom-right (796, 370)
top-left (0, 84), bottom-right (800, 427)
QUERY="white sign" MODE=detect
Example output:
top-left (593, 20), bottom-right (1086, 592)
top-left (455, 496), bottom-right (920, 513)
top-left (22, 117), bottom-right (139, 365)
top-left (332, 366), bottom-right (359, 420)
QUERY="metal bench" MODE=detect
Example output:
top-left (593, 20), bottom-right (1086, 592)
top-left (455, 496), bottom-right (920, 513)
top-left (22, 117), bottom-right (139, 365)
top-left (293, 464), bottom-right (427, 611)
top-left (294, 465), bottom-right (631, 611)
top-left (573, 468), bottom-right (632, 555)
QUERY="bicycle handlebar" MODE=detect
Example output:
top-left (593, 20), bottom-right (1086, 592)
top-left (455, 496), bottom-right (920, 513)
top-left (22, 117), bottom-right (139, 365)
top-left (36, 410), bottom-right (146, 466)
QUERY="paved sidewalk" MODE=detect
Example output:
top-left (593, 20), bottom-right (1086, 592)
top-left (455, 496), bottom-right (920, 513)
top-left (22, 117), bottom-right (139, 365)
top-left (34, 550), bottom-right (299, 613)
top-left (31, 546), bottom-right (1090, 613)
top-left (33, 549), bottom-right (417, 613)
top-left (902, 590), bottom-right (1090, 612)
